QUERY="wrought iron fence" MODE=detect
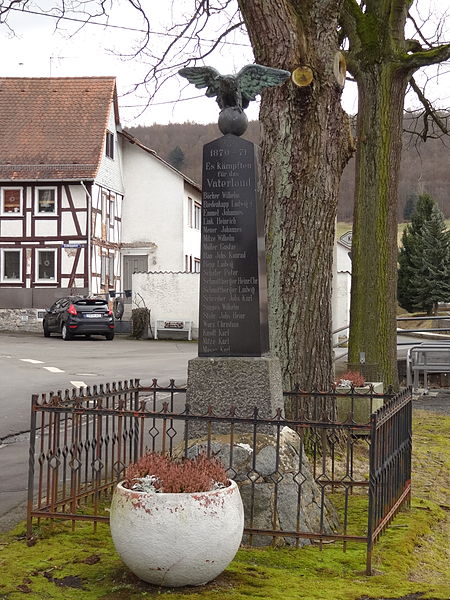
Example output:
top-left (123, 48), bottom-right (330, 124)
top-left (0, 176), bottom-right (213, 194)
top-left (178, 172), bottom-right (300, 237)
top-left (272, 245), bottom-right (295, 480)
top-left (26, 380), bottom-right (411, 575)
top-left (367, 387), bottom-right (412, 572)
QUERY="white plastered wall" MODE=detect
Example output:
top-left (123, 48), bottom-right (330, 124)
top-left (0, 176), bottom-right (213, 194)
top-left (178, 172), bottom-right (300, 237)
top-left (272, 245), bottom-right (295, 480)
top-left (332, 240), bottom-right (352, 349)
top-left (183, 185), bottom-right (202, 271)
top-left (121, 141), bottom-right (192, 272)
top-left (95, 102), bottom-right (125, 195)
top-left (132, 271), bottom-right (200, 338)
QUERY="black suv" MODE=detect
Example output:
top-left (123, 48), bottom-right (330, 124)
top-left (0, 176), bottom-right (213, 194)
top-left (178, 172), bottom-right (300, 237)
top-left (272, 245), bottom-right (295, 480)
top-left (43, 296), bottom-right (115, 340)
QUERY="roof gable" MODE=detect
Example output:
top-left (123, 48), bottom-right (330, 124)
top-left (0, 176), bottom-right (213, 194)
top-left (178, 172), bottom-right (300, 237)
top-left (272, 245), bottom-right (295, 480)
top-left (0, 76), bottom-right (117, 180)
top-left (120, 129), bottom-right (201, 192)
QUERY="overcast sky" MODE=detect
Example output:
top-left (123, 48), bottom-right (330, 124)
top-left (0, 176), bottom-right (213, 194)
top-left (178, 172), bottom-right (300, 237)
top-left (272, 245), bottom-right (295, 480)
top-left (0, 1), bottom-right (448, 128)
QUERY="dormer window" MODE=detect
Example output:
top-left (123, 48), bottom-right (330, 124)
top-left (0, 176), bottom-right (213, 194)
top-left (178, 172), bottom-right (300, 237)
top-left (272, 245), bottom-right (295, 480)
top-left (105, 130), bottom-right (114, 159)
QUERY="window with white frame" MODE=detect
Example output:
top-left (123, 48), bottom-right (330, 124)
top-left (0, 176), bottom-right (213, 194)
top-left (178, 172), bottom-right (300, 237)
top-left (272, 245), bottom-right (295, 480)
top-left (105, 131), bottom-right (114, 159)
top-left (36, 249), bottom-right (56, 281)
top-left (1, 249), bottom-right (22, 281)
top-left (187, 197), bottom-right (193, 227)
top-left (1, 188), bottom-right (22, 215)
top-left (108, 255), bottom-right (114, 286)
top-left (194, 258), bottom-right (201, 272)
top-left (109, 193), bottom-right (115, 228)
top-left (101, 189), bottom-right (108, 222)
top-left (35, 187), bottom-right (57, 214)
top-left (101, 254), bottom-right (107, 287)
top-left (194, 202), bottom-right (201, 230)
top-left (184, 255), bottom-right (193, 272)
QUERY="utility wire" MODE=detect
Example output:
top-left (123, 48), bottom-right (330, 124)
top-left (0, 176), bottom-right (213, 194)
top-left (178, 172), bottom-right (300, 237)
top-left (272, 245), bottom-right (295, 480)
top-left (121, 94), bottom-right (261, 108)
top-left (121, 94), bottom-right (205, 107)
top-left (7, 6), bottom-right (251, 47)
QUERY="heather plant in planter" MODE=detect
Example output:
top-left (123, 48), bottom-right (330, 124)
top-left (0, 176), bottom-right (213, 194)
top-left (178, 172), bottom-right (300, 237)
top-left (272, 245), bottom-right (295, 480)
top-left (335, 370), bottom-right (366, 388)
top-left (110, 452), bottom-right (244, 588)
top-left (124, 452), bottom-right (228, 493)
top-left (335, 371), bottom-right (384, 424)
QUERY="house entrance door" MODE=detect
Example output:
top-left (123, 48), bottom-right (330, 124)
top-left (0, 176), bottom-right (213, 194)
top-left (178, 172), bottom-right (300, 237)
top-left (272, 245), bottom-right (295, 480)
top-left (123, 255), bottom-right (148, 302)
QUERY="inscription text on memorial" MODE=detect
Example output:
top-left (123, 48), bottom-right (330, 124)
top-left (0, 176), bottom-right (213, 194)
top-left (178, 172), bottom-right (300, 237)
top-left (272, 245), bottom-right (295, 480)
top-left (199, 135), bottom-right (269, 357)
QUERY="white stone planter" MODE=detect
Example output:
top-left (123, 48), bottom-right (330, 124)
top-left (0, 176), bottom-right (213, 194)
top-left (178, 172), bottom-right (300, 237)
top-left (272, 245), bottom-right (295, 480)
top-left (110, 479), bottom-right (244, 587)
top-left (336, 382), bottom-right (384, 424)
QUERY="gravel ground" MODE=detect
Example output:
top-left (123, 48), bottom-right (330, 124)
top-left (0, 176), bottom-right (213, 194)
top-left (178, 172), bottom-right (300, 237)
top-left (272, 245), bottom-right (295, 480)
top-left (413, 390), bottom-right (450, 414)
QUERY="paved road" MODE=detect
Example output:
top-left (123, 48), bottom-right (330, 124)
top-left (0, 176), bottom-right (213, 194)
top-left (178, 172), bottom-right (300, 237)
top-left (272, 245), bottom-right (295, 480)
top-left (0, 330), bottom-right (447, 531)
top-left (0, 332), bottom-right (197, 439)
top-left (0, 332), bottom-right (197, 530)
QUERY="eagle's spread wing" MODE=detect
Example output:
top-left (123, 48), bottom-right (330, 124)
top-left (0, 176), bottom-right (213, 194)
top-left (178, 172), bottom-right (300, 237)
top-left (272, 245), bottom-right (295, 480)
top-left (236, 64), bottom-right (290, 106)
top-left (178, 66), bottom-right (221, 99)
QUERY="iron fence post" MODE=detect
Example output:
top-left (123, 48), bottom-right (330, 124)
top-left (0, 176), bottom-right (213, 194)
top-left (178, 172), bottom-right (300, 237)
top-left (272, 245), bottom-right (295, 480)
top-left (133, 379), bottom-right (140, 462)
top-left (26, 394), bottom-right (39, 541)
top-left (366, 410), bottom-right (377, 575)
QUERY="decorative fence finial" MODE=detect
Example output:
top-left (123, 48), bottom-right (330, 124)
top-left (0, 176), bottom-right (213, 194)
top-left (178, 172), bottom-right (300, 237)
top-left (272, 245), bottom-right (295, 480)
top-left (178, 64), bottom-right (290, 136)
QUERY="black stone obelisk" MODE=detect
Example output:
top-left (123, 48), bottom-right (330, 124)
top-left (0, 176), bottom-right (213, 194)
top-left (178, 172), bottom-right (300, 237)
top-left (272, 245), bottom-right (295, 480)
top-left (186, 130), bottom-right (283, 427)
top-left (198, 134), bottom-right (269, 357)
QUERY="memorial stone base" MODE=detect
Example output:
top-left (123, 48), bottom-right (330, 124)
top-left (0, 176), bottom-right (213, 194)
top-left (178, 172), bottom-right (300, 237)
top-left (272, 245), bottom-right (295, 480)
top-left (186, 355), bottom-right (284, 437)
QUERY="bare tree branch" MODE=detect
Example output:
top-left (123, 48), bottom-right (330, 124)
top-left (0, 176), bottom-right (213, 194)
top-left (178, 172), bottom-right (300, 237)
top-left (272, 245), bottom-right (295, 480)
top-left (403, 43), bottom-right (450, 70)
top-left (408, 75), bottom-right (448, 140)
top-left (407, 11), bottom-right (433, 49)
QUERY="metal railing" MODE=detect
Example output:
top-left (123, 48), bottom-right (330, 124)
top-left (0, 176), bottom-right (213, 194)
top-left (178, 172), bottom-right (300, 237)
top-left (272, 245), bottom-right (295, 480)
top-left (333, 314), bottom-right (450, 363)
top-left (367, 388), bottom-right (412, 572)
top-left (26, 380), bottom-right (412, 575)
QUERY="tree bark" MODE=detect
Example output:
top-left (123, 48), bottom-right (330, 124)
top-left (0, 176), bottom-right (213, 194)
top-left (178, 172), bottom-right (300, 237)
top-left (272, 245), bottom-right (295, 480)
top-left (348, 64), bottom-right (408, 388)
top-left (238, 1), bottom-right (353, 409)
top-left (343, 0), bottom-right (450, 391)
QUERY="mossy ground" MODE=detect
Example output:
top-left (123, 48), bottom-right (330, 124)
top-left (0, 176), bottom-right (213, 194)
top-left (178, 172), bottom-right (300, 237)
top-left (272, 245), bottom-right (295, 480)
top-left (0, 410), bottom-right (448, 600)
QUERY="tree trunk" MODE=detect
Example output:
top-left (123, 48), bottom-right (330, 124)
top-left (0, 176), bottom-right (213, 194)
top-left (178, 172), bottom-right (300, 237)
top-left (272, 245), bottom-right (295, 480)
top-left (238, 1), bottom-right (353, 411)
top-left (348, 65), bottom-right (408, 389)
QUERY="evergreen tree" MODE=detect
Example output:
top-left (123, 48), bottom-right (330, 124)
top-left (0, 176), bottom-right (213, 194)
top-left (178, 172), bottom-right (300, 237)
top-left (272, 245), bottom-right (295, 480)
top-left (167, 146), bottom-right (185, 171)
top-left (398, 195), bottom-right (450, 314)
top-left (403, 193), bottom-right (418, 222)
top-left (409, 205), bottom-right (450, 315)
top-left (398, 194), bottom-right (434, 312)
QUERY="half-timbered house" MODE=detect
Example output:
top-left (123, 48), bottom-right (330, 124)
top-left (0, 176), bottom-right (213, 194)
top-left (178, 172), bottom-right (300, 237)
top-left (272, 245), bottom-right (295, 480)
top-left (0, 76), bottom-right (202, 332)
top-left (0, 76), bottom-right (124, 310)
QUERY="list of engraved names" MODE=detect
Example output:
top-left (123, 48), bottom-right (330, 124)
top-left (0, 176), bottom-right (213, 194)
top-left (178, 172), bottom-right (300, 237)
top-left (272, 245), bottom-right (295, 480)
top-left (200, 138), bottom-right (260, 356)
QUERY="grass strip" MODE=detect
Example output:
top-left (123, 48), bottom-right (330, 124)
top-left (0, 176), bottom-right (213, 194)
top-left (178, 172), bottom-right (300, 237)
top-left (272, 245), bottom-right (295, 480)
top-left (0, 410), bottom-right (448, 600)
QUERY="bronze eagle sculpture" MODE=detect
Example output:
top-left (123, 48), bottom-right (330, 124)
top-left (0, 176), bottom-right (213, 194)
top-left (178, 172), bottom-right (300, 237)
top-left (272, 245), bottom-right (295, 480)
top-left (178, 64), bottom-right (290, 111)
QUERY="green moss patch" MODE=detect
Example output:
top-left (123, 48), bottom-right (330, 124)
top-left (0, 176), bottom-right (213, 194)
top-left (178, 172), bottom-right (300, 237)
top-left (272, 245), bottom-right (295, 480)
top-left (0, 411), bottom-right (448, 600)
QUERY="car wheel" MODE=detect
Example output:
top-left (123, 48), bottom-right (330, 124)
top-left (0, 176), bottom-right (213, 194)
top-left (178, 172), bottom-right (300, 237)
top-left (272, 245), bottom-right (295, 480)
top-left (43, 321), bottom-right (51, 338)
top-left (61, 324), bottom-right (72, 340)
top-left (105, 332), bottom-right (115, 341)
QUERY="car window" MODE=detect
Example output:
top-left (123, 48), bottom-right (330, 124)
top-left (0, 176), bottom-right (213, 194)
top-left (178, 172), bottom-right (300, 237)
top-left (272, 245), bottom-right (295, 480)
top-left (53, 299), bottom-right (68, 311)
top-left (74, 298), bottom-right (109, 312)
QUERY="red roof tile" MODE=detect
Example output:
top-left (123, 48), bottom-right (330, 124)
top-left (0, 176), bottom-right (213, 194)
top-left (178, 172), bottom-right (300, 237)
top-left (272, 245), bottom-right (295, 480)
top-left (0, 77), bottom-right (117, 180)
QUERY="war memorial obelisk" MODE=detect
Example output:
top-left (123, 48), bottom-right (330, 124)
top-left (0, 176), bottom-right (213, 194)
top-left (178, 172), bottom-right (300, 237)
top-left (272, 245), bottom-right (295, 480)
top-left (179, 64), bottom-right (290, 419)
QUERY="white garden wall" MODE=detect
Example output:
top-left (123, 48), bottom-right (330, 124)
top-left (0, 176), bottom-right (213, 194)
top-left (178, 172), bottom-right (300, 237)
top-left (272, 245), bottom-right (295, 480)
top-left (332, 240), bottom-right (352, 349)
top-left (132, 272), bottom-right (200, 338)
